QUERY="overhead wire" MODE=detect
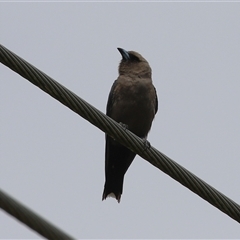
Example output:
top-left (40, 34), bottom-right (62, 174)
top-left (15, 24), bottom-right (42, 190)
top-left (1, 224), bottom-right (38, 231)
top-left (0, 189), bottom-right (74, 240)
top-left (0, 44), bottom-right (239, 238)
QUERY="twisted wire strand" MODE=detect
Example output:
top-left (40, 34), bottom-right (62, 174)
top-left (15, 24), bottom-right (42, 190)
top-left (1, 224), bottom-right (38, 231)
top-left (0, 189), bottom-right (74, 240)
top-left (1, 44), bottom-right (240, 228)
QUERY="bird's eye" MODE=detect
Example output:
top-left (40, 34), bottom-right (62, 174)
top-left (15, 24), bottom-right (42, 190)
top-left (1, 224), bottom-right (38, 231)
top-left (129, 54), bottom-right (140, 62)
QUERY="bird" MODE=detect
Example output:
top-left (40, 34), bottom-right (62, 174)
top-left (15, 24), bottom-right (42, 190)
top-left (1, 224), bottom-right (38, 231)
top-left (102, 48), bottom-right (158, 202)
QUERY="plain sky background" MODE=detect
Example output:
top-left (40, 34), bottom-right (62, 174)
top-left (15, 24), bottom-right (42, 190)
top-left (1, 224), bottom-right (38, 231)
top-left (1, 2), bottom-right (240, 239)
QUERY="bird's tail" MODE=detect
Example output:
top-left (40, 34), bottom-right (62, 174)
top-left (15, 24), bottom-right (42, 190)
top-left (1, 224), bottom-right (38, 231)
top-left (102, 176), bottom-right (124, 203)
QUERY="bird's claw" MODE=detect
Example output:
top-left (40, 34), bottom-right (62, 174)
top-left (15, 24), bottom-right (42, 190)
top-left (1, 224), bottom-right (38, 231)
top-left (143, 139), bottom-right (151, 151)
top-left (119, 122), bottom-right (128, 130)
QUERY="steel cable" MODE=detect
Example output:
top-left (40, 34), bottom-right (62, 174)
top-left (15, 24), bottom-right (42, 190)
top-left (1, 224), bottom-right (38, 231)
top-left (1, 44), bottom-right (240, 232)
top-left (0, 189), bottom-right (74, 239)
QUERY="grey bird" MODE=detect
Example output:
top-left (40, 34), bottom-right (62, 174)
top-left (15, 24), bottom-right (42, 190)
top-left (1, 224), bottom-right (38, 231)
top-left (102, 48), bottom-right (158, 202)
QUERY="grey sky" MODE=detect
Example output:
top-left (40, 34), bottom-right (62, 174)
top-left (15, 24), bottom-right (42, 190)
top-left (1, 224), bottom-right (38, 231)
top-left (1, 2), bottom-right (240, 238)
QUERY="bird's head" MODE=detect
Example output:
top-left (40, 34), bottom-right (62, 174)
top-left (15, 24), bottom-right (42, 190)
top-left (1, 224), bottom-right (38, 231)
top-left (117, 48), bottom-right (152, 78)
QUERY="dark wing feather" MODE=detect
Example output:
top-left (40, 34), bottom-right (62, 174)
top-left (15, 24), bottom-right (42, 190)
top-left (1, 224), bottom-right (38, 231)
top-left (106, 80), bottom-right (118, 116)
top-left (154, 86), bottom-right (158, 114)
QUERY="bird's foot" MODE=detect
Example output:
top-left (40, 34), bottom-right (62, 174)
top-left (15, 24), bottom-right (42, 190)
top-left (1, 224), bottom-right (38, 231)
top-left (119, 122), bottom-right (128, 130)
top-left (143, 139), bottom-right (151, 151)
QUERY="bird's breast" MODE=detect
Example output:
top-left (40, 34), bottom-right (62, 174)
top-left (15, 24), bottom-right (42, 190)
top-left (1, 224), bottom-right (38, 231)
top-left (111, 78), bottom-right (156, 138)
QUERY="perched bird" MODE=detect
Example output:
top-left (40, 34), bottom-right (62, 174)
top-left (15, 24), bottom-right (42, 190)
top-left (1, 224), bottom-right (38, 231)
top-left (102, 48), bottom-right (158, 202)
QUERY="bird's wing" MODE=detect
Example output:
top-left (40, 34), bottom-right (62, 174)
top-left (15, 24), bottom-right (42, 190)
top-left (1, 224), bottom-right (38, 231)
top-left (106, 80), bottom-right (118, 116)
top-left (154, 86), bottom-right (158, 114)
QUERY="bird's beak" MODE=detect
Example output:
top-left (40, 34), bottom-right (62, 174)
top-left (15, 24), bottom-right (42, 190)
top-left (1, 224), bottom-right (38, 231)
top-left (117, 48), bottom-right (130, 60)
